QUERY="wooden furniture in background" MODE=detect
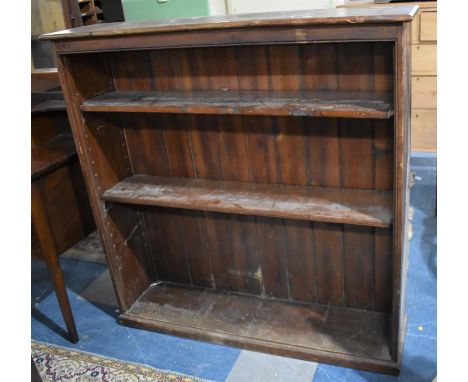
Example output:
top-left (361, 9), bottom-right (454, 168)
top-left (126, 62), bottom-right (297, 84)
top-left (43, 6), bottom-right (416, 373)
top-left (410, 1), bottom-right (436, 151)
top-left (339, 1), bottom-right (437, 151)
top-left (31, 96), bottom-right (95, 343)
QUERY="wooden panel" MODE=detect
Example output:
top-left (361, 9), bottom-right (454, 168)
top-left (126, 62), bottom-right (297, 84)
top-left (244, 117), bottom-right (279, 184)
top-left (374, 228), bottom-right (393, 312)
top-left (255, 217), bottom-right (289, 299)
top-left (411, 76), bottom-right (436, 109)
top-left (123, 114), bottom-right (171, 175)
top-left (306, 118), bottom-right (340, 188)
top-left (43, 6), bottom-right (417, 40)
top-left (344, 226), bottom-right (374, 310)
top-left (412, 44), bottom-right (436, 75)
top-left (31, 134), bottom-right (77, 180)
top-left (302, 44), bottom-right (337, 91)
top-left (228, 215), bottom-right (262, 295)
top-left (35, 165), bottom-right (87, 255)
top-left (340, 119), bottom-right (374, 190)
top-left (103, 175), bottom-right (394, 227)
top-left (420, 11), bottom-right (437, 42)
top-left (314, 223), bottom-right (344, 306)
top-left (81, 90), bottom-right (394, 119)
top-left (203, 212), bottom-right (240, 292)
top-left (178, 210), bottom-right (214, 288)
top-left (121, 282), bottom-right (392, 364)
top-left (374, 120), bottom-right (394, 191)
top-left (276, 117), bottom-right (308, 186)
top-left (143, 208), bottom-right (191, 284)
top-left (411, 109), bottom-right (437, 152)
top-left (285, 220), bottom-right (316, 303)
top-left (109, 51), bottom-right (154, 90)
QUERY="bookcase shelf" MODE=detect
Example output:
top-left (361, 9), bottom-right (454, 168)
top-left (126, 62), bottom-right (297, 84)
top-left (44, 6), bottom-right (415, 374)
top-left (103, 175), bottom-right (393, 227)
top-left (121, 282), bottom-right (393, 368)
top-left (81, 90), bottom-right (394, 119)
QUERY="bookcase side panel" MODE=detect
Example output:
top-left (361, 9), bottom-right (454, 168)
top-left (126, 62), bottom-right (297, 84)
top-left (56, 54), bottom-right (153, 310)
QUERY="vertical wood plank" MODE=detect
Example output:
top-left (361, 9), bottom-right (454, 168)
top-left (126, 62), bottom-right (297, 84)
top-left (276, 116), bottom-right (308, 186)
top-left (178, 209), bottom-right (214, 288)
top-left (373, 42), bottom-right (394, 93)
top-left (284, 220), bottom-right (317, 303)
top-left (255, 217), bottom-right (290, 299)
top-left (123, 114), bottom-right (171, 176)
top-left (306, 118), bottom-right (341, 187)
top-left (314, 222), bottom-right (345, 306)
top-left (374, 227), bottom-right (393, 312)
top-left (109, 51), bottom-right (154, 90)
top-left (150, 49), bottom-right (181, 91)
top-left (229, 215), bottom-right (262, 295)
top-left (340, 119), bottom-right (374, 190)
top-left (144, 208), bottom-right (191, 285)
top-left (343, 225), bottom-right (374, 310)
top-left (245, 117), bottom-right (279, 184)
top-left (203, 212), bottom-right (239, 292)
top-left (302, 43), bottom-right (338, 91)
top-left (374, 119), bottom-right (394, 191)
top-left (269, 45), bottom-right (302, 90)
top-left (217, 115), bottom-right (251, 182)
top-left (236, 46), bottom-right (270, 90)
top-left (337, 43), bottom-right (373, 92)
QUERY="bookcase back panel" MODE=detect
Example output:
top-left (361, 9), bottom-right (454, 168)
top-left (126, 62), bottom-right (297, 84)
top-left (103, 42), bottom-right (394, 93)
top-left (131, 205), bottom-right (393, 313)
top-left (120, 113), bottom-right (394, 191)
top-left (65, 42), bottom-right (394, 96)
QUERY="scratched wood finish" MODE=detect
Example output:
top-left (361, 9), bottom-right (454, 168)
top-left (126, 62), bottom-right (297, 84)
top-left (45, 8), bottom-right (414, 374)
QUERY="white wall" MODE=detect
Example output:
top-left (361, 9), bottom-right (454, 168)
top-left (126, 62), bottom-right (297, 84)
top-left (226, 0), bottom-right (335, 14)
top-left (208, 0), bottom-right (228, 15)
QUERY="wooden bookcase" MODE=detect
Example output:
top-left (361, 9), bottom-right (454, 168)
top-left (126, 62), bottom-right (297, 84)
top-left (43, 6), bottom-right (416, 374)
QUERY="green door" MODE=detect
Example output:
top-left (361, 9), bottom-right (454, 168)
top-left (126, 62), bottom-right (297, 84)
top-left (122, 0), bottom-right (210, 21)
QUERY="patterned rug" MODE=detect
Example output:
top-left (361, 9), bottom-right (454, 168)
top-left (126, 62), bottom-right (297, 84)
top-left (32, 341), bottom-right (208, 382)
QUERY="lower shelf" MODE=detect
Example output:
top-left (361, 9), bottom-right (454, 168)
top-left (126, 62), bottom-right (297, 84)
top-left (120, 283), bottom-right (397, 373)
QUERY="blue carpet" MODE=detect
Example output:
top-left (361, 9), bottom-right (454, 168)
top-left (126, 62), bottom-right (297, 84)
top-left (32, 153), bottom-right (437, 381)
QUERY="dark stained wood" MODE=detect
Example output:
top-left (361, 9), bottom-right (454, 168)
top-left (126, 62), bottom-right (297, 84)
top-left (46, 7), bottom-right (415, 374)
top-left (31, 99), bottom-right (66, 114)
top-left (32, 181), bottom-right (79, 344)
top-left (343, 226), bottom-right (375, 310)
top-left (31, 100), bottom-right (96, 344)
top-left (103, 175), bottom-right (393, 227)
top-left (120, 282), bottom-right (392, 366)
top-left (391, 21), bottom-right (412, 362)
top-left (81, 90), bottom-right (394, 119)
top-left (32, 134), bottom-right (77, 179)
top-left (284, 220), bottom-right (317, 303)
top-left (314, 222), bottom-right (345, 306)
top-left (42, 6), bottom-right (418, 40)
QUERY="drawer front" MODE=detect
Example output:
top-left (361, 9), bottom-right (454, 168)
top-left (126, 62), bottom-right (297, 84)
top-left (420, 11), bottom-right (437, 42)
top-left (412, 44), bottom-right (437, 75)
top-left (412, 76), bottom-right (436, 109)
top-left (411, 109), bottom-right (437, 152)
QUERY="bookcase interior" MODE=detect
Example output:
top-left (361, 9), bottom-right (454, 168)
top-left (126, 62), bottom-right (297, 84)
top-left (64, 40), bottom-right (398, 366)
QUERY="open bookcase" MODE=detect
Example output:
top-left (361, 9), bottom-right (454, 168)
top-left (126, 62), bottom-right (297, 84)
top-left (43, 6), bottom-right (416, 374)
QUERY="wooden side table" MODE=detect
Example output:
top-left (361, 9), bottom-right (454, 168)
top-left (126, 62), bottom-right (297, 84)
top-left (31, 100), bottom-right (95, 343)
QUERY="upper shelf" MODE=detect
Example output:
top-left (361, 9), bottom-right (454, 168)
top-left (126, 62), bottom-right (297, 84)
top-left (81, 90), bottom-right (394, 119)
top-left (41, 6), bottom-right (418, 41)
top-left (102, 175), bottom-right (393, 227)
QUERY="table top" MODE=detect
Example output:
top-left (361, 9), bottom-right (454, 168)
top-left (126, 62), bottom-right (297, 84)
top-left (42, 5), bottom-right (418, 41)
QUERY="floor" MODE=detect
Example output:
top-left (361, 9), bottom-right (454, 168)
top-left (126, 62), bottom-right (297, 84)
top-left (31, 153), bottom-right (436, 382)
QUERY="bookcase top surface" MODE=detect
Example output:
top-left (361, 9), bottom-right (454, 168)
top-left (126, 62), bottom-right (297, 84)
top-left (42, 5), bottom-right (418, 41)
